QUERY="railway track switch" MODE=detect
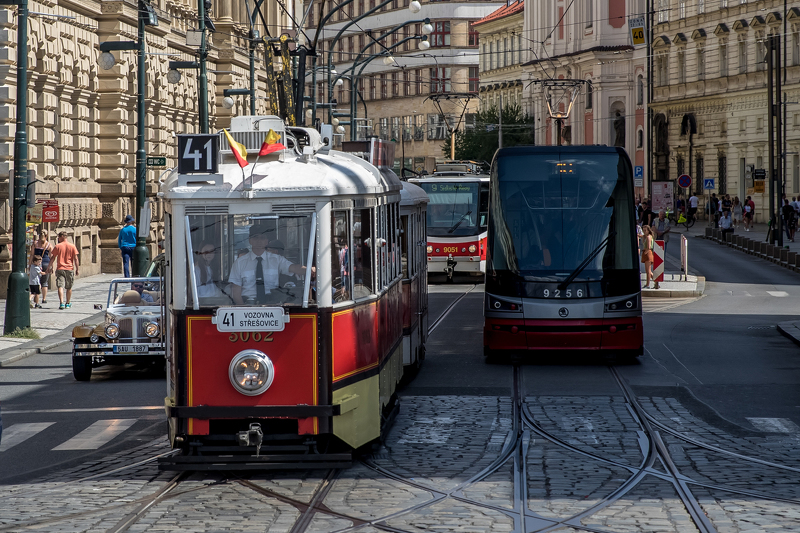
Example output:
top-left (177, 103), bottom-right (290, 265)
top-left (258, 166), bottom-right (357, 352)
top-left (236, 423), bottom-right (263, 456)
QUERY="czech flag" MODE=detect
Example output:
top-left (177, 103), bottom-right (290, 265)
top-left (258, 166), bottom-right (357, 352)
top-left (223, 129), bottom-right (248, 168)
top-left (258, 129), bottom-right (286, 156)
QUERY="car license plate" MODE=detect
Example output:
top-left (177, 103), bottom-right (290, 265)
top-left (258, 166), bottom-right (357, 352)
top-left (113, 345), bottom-right (148, 354)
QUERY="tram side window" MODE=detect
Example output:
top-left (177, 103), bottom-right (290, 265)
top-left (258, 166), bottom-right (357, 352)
top-left (353, 209), bottom-right (374, 298)
top-left (401, 214), bottom-right (410, 278)
top-left (332, 210), bottom-right (352, 302)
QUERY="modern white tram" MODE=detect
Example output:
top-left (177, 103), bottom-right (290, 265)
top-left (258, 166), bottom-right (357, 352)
top-left (159, 117), bottom-right (428, 469)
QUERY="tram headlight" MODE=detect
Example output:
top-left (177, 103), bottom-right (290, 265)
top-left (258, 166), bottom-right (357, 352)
top-left (469, 245), bottom-right (477, 253)
top-left (105, 323), bottom-right (120, 340)
top-left (605, 296), bottom-right (639, 312)
top-left (229, 349), bottom-right (275, 396)
top-left (89, 333), bottom-right (100, 344)
top-left (144, 322), bottom-right (160, 338)
top-left (426, 246), bottom-right (432, 254)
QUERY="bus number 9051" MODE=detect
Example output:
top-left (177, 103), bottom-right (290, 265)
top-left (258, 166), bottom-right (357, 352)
top-left (542, 288), bottom-right (583, 298)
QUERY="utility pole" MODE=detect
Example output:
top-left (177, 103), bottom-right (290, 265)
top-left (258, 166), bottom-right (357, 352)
top-left (767, 35), bottom-right (778, 245)
top-left (498, 94), bottom-right (503, 149)
top-left (646, 0), bottom-right (653, 199)
top-left (775, 34), bottom-right (783, 247)
top-left (4, 0), bottom-right (30, 333)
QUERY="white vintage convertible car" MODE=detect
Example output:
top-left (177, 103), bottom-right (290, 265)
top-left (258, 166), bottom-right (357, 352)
top-left (71, 277), bottom-right (164, 381)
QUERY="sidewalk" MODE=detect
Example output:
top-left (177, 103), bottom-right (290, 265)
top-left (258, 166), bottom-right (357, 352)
top-left (0, 273), bottom-right (117, 366)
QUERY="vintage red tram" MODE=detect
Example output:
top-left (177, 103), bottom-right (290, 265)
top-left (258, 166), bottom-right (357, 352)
top-left (159, 117), bottom-right (427, 469)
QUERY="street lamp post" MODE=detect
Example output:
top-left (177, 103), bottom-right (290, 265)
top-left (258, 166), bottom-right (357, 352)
top-left (2, 0), bottom-right (30, 332)
top-left (98, 2), bottom-right (158, 276)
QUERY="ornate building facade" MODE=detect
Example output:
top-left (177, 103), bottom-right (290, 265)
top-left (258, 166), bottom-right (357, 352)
top-left (651, 0), bottom-right (800, 221)
top-left (473, 0), bottom-right (525, 113)
top-left (0, 0), bottom-right (295, 293)
top-left (522, 0), bottom-right (648, 195)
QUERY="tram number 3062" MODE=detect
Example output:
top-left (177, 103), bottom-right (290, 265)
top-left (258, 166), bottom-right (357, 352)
top-left (542, 288), bottom-right (584, 298)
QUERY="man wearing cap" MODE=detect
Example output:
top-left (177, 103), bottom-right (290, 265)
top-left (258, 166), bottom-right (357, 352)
top-left (228, 225), bottom-right (310, 305)
top-left (118, 215), bottom-right (137, 278)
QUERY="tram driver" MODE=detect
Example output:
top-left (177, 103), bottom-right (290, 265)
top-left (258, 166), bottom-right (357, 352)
top-left (228, 224), bottom-right (312, 305)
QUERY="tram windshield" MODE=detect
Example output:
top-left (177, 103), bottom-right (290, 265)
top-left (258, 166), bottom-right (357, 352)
top-left (489, 151), bottom-right (637, 291)
top-left (418, 181), bottom-right (487, 236)
top-left (185, 213), bottom-right (316, 308)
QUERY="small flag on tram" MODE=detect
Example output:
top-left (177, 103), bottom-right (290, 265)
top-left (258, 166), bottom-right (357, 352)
top-left (223, 129), bottom-right (248, 168)
top-left (258, 129), bottom-right (286, 156)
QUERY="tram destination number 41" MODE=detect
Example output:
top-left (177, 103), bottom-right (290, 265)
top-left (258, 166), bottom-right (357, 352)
top-left (177, 134), bottom-right (219, 175)
top-left (213, 307), bottom-right (290, 333)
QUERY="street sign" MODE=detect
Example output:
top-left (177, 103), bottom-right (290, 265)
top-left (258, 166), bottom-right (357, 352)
top-left (754, 180), bottom-right (766, 193)
top-left (753, 168), bottom-right (767, 179)
top-left (634, 166), bottom-right (644, 187)
top-left (147, 156), bottom-right (167, 167)
top-left (678, 174), bottom-right (692, 188)
top-left (177, 134), bottom-right (219, 175)
top-left (39, 199), bottom-right (59, 222)
top-left (628, 16), bottom-right (646, 46)
top-left (703, 178), bottom-right (715, 190)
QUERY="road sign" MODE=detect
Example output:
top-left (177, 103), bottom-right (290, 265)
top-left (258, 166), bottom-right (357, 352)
top-left (753, 168), bottom-right (767, 179)
top-left (177, 134), bottom-right (219, 175)
top-left (653, 240), bottom-right (665, 283)
top-left (634, 166), bottom-right (644, 187)
top-left (678, 174), bottom-right (692, 188)
top-left (629, 16), bottom-right (646, 46)
top-left (703, 178), bottom-right (715, 190)
top-left (754, 180), bottom-right (766, 193)
top-left (146, 156), bottom-right (167, 167)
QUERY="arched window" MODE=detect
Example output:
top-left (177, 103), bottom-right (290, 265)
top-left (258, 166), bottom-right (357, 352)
top-left (637, 75), bottom-right (644, 105)
top-left (637, 128), bottom-right (644, 149)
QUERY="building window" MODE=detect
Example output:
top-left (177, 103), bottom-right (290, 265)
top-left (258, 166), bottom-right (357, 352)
top-left (677, 157), bottom-right (685, 177)
top-left (431, 22), bottom-right (450, 47)
top-left (504, 37), bottom-right (508, 67)
top-left (637, 75), bottom-right (644, 105)
top-left (698, 0), bottom-right (704, 13)
top-left (637, 128), bottom-right (643, 149)
top-left (427, 114), bottom-right (448, 140)
top-left (657, 0), bottom-right (668, 23)
top-left (403, 71), bottom-right (410, 96)
top-left (380, 74), bottom-right (387, 99)
top-left (718, 155), bottom-right (727, 194)
top-left (585, 82), bottom-right (593, 109)
top-left (391, 73), bottom-right (398, 97)
top-left (738, 40), bottom-right (747, 73)
top-left (721, 0), bottom-right (727, 6)
top-left (793, 30), bottom-right (800, 65)
top-left (695, 157), bottom-right (704, 195)
top-left (756, 36), bottom-right (766, 71)
top-left (481, 43), bottom-right (486, 71)
top-left (369, 76), bottom-right (376, 100)
top-left (489, 42), bottom-right (494, 70)
top-left (697, 49), bottom-right (705, 80)
top-left (518, 35), bottom-right (522, 62)
top-left (794, 155), bottom-right (799, 193)
top-left (720, 43), bottom-right (728, 76)
top-left (469, 67), bottom-right (479, 93)
top-left (391, 117), bottom-right (400, 141)
top-left (677, 50), bottom-right (685, 83)
top-left (679, 0), bottom-right (685, 18)
top-left (429, 67), bottom-right (451, 93)
top-left (586, 0), bottom-right (593, 28)
top-left (469, 25), bottom-right (479, 46)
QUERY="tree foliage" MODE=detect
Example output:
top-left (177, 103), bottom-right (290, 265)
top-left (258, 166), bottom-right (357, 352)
top-left (442, 105), bottom-right (535, 162)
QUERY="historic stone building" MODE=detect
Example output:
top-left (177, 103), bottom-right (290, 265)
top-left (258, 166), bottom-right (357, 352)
top-left (305, 0), bottom-right (503, 172)
top-left (473, 0), bottom-right (525, 113)
top-left (651, 0), bottom-right (800, 221)
top-left (0, 0), bottom-right (295, 293)
top-left (522, 0), bottom-right (648, 194)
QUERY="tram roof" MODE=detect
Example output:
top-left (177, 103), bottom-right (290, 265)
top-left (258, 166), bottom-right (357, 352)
top-left (493, 145), bottom-right (627, 158)
top-left (399, 181), bottom-right (429, 207)
top-left (163, 143), bottom-right (402, 201)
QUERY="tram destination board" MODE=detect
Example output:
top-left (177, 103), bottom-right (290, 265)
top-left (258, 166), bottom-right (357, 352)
top-left (177, 134), bottom-right (219, 174)
top-left (213, 307), bottom-right (288, 332)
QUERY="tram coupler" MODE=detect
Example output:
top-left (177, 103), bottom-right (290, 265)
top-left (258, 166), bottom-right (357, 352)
top-left (445, 257), bottom-right (456, 281)
top-left (236, 423), bottom-right (264, 456)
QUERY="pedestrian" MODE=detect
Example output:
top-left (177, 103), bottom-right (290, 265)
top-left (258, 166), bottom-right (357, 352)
top-left (732, 197), bottom-right (743, 229)
top-left (639, 201), bottom-right (654, 226)
top-left (118, 215), bottom-right (136, 278)
top-left (720, 210), bottom-right (734, 239)
top-left (194, 242), bottom-right (221, 299)
top-left (28, 255), bottom-right (43, 309)
top-left (47, 231), bottom-right (80, 310)
top-left (641, 225), bottom-right (655, 289)
top-left (722, 194), bottom-right (732, 216)
top-left (29, 230), bottom-right (52, 304)
top-left (654, 209), bottom-right (671, 254)
top-left (744, 196), bottom-right (754, 231)
top-left (782, 199), bottom-right (796, 242)
top-left (688, 193), bottom-right (699, 220)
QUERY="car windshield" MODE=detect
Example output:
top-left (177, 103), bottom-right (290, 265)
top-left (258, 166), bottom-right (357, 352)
top-left (108, 278), bottom-right (163, 307)
top-left (186, 213), bottom-right (316, 308)
top-left (418, 181), bottom-right (484, 236)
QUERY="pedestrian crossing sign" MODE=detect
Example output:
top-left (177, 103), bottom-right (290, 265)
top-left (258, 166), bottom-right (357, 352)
top-left (704, 178), bottom-right (715, 190)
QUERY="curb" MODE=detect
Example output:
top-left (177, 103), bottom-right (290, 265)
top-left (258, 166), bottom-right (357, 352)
top-left (703, 229), bottom-right (800, 272)
top-left (641, 276), bottom-right (705, 298)
top-left (777, 321), bottom-right (800, 348)
top-left (0, 311), bottom-right (105, 367)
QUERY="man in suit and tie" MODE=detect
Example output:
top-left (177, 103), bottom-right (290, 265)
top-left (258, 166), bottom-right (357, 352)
top-left (228, 224), bottom-right (310, 305)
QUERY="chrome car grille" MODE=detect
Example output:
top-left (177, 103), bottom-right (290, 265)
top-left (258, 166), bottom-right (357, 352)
top-left (117, 317), bottom-right (150, 340)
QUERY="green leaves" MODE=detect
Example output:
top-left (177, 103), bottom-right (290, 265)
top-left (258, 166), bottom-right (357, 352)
top-left (442, 105), bottom-right (535, 162)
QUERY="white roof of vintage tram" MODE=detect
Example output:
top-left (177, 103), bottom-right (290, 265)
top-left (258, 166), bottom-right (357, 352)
top-left (400, 181), bottom-right (428, 207)
top-left (162, 116), bottom-right (402, 200)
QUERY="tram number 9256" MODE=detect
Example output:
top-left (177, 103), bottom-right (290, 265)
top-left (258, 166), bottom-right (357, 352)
top-left (541, 288), bottom-right (586, 298)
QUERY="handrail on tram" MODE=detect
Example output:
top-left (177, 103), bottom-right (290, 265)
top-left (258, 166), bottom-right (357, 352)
top-left (185, 215), bottom-right (200, 311)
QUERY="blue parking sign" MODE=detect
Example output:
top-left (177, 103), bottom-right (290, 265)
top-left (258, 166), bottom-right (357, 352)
top-left (703, 178), bottom-right (715, 190)
top-left (634, 166), bottom-right (643, 179)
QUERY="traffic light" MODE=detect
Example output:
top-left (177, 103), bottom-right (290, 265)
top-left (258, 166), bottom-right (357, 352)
top-left (141, 1), bottom-right (158, 26)
top-left (204, 0), bottom-right (216, 33)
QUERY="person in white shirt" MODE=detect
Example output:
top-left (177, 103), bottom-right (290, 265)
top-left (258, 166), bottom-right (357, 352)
top-left (688, 194), bottom-right (698, 220)
top-left (719, 210), bottom-right (734, 238)
top-left (228, 225), bottom-right (310, 305)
